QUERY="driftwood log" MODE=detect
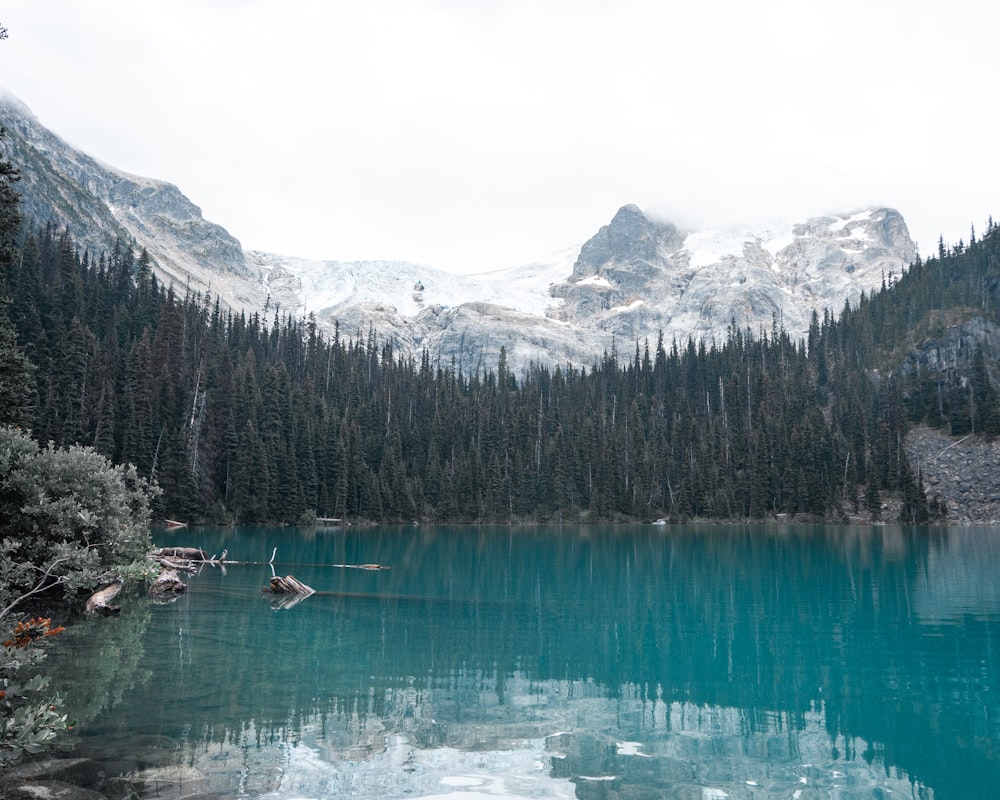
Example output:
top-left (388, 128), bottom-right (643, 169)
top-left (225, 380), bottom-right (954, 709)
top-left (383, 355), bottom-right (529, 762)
top-left (157, 556), bottom-right (200, 573)
top-left (85, 578), bottom-right (124, 615)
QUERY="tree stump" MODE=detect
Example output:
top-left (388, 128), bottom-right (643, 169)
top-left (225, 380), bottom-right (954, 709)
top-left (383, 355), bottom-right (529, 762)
top-left (263, 575), bottom-right (316, 596)
top-left (148, 569), bottom-right (186, 597)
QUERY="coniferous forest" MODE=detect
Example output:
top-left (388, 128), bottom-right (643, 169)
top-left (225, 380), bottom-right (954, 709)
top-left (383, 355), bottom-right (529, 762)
top-left (2, 148), bottom-right (999, 525)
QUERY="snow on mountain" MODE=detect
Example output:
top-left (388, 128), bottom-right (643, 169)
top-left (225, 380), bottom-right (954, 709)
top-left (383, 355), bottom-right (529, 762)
top-left (683, 224), bottom-right (795, 270)
top-left (551, 204), bottom-right (915, 350)
top-left (248, 244), bottom-right (575, 323)
top-left (0, 93), bottom-right (918, 373)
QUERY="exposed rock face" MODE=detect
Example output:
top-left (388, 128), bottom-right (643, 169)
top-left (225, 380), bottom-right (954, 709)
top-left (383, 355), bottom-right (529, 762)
top-left (898, 317), bottom-right (1000, 377)
top-left (905, 426), bottom-right (1000, 523)
top-left (1, 93), bottom-right (918, 374)
top-left (571, 203), bottom-right (683, 280)
top-left (891, 317), bottom-right (1000, 524)
top-left (415, 302), bottom-right (609, 374)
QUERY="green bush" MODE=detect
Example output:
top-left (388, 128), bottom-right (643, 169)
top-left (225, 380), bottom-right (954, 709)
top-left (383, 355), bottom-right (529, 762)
top-left (0, 426), bottom-right (157, 763)
top-left (0, 425), bottom-right (158, 618)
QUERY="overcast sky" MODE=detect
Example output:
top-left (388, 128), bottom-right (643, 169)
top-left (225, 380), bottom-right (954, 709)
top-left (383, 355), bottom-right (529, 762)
top-left (1, 1), bottom-right (997, 274)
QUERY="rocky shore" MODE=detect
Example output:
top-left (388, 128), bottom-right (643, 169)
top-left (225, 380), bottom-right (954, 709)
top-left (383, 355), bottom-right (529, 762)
top-left (905, 426), bottom-right (1000, 524)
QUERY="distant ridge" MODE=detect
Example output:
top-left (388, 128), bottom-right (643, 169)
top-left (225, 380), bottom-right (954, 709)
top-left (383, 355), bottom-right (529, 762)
top-left (0, 93), bottom-right (916, 371)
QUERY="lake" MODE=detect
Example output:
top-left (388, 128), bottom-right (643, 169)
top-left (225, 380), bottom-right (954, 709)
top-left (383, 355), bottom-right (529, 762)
top-left (48, 524), bottom-right (1000, 799)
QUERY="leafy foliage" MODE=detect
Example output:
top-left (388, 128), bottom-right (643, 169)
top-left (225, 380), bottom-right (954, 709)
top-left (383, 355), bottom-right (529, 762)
top-left (0, 617), bottom-right (70, 765)
top-left (0, 425), bottom-right (157, 618)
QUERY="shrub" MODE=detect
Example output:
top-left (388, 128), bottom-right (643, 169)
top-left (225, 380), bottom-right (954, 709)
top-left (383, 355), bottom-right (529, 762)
top-left (0, 617), bottom-right (70, 764)
top-left (0, 424), bottom-right (158, 618)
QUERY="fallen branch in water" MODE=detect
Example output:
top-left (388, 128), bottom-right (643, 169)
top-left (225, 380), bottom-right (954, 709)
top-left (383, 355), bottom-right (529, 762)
top-left (85, 578), bottom-right (124, 615)
top-left (157, 556), bottom-right (199, 573)
top-left (153, 546), bottom-right (208, 561)
top-left (149, 547), bottom-right (233, 573)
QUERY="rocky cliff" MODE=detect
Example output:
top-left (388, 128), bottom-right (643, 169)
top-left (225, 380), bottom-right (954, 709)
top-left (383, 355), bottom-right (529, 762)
top-left (905, 426), bottom-right (1000, 523)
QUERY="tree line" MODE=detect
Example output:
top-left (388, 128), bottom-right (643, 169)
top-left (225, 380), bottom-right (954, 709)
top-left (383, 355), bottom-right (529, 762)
top-left (2, 174), bottom-right (999, 525)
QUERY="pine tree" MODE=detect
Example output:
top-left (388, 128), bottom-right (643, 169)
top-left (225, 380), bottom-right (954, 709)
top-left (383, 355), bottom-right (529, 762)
top-left (0, 302), bottom-right (35, 425)
top-left (971, 345), bottom-right (1000, 436)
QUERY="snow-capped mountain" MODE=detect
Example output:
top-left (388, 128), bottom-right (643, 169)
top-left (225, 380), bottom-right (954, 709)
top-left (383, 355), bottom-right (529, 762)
top-left (550, 203), bottom-right (914, 347)
top-left (0, 93), bottom-right (916, 372)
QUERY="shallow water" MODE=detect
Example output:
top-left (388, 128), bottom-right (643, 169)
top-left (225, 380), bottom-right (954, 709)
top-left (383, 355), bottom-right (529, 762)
top-left (49, 524), bottom-right (1000, 798)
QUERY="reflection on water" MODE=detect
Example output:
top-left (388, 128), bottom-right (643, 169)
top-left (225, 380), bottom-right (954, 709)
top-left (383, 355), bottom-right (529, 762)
top-left (48, 524), bottom-right (1000, 799)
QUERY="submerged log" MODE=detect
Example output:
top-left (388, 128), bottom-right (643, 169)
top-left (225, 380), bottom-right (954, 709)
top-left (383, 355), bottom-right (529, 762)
top-left (85, 578), bottom-right (124, 615)
top-left (149, 569), bottom-right (187, 597)
top-left (263, 575), bottom-right (316, 596)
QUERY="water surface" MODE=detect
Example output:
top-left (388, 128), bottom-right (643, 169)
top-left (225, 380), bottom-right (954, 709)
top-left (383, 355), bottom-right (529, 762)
top-left (51, 524), bottom-right (1000, 798)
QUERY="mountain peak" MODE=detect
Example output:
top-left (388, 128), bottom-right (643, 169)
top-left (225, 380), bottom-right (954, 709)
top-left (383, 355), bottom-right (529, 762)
top-left (0, 94), bottom-right (249, 291)
top-left (0, 90), bottom-right (34, 121)
top-left (572, 204), bottom-right (683, 280)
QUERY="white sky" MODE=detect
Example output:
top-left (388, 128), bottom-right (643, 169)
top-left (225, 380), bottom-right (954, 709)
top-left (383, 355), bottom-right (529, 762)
top-left (1, 0), bottom-right (997, 274)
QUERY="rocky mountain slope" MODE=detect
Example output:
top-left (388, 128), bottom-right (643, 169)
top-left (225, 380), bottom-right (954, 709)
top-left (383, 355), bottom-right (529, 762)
top-left (1, 93), bottom-right (916, 372)
top-left (905, 426), bottom-right (1000, 523)
top-left (0, 93), bottom-right (248, 291)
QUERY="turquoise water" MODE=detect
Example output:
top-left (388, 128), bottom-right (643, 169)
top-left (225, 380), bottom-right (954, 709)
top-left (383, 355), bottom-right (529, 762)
top-left (50, 525), bottom-right (1000, 798)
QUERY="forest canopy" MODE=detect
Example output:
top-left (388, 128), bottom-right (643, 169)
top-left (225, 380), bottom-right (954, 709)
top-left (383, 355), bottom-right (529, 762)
top-left (1, 110), bottom-right (998, 525)
top-left (2, 217), bottom-right (997, 525)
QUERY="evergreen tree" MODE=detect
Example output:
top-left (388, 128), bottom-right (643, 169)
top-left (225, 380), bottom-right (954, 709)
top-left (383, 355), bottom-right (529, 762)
top-left (971, 345), bottom-right (1000, 436)
top-left (0, 302), bottom-right (34, 425)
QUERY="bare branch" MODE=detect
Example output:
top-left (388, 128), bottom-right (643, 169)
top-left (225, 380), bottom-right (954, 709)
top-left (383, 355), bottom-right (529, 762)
top-left (0, 552), bottom-right (85, 622)
top-left (0, 544), bottom-right (106, 619)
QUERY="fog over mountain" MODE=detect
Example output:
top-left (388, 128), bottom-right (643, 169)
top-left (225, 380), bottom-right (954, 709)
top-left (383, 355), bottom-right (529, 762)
top-left (0, 94), bottom-right (916, 372)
